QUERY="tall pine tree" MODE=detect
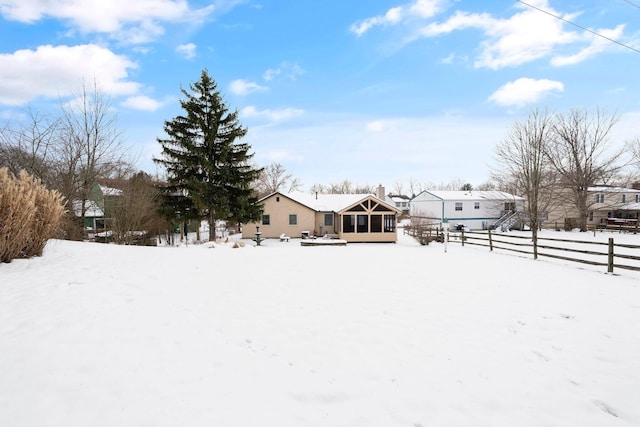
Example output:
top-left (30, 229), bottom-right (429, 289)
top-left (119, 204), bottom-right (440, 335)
top-left (155, 69), bottom-right (262, 241)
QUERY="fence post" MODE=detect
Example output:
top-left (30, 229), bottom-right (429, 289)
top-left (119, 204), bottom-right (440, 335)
top-left (461, 229), bottom-right (465, 246)
top-left (608, 238), bottom-right (614, 274)
top-left (488, 229), bottom-right (493, 251)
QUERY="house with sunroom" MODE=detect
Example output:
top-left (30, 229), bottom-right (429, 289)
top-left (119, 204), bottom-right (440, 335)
top-left (242, 190), bottom-right (402, 243)
top-left (410, 190), bottom-right (525, 230)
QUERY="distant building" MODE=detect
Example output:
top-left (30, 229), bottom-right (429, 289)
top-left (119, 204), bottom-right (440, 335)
top-left (547, 185), bottom-right (640, 230)
top-left (410, 190), bottom-right (525, 230)
top-left (386, 193), bottom-right (411, 216)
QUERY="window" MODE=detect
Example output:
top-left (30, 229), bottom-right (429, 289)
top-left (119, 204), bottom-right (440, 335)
top-left (589, 211), bottom-right (594, 222)
top-left (455, 202), bottom-right (463, 211)
top-left (324, 213), bottom-right (333, 227)
top-left (262, 214), bottom-right (270, 225)
top-left (474, 202), bottom-right (480, 210)
top-left (276, 196), bottom-right (280, 202)
top-left (289, 214), bottom-right (297, 225)
top-left (384, 215), bottom-right (396, 232)
top-left (343, 215), bottom-right (355, 233)
top-left (357, 215), bottom-right (368, 233)
top-left (636, 194), bottom-right (640, 203)
top-left (596, 194), bottom-right (604, 203)
top-left (371, 215), bottom-right (382, 232)
top-left (622, 194), bottom-right (626, 203)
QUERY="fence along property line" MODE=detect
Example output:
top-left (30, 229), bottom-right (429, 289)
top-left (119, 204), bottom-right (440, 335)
top-left (451, 230), bottom-right (640, 274)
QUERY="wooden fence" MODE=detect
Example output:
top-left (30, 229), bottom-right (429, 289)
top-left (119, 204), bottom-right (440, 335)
top-left (450, 230), bottom-right (640, 274)
top-left (403, 223), bottom-right (444, 245)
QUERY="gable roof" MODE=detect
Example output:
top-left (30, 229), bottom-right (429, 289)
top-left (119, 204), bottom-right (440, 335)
top-left (415, 190), bottom-right (524, 201)
top-left (388, 194), bottom-right (411, 201)
top-left (261, 191), bottom-right (400, 213)
top-left (99, 185), bottom-right (123, 196)
top-left (72, 200), bottom-right (103, 217)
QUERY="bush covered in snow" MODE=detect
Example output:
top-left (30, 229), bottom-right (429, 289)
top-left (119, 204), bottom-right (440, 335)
top-left (0, 168), bottom-right (65, 263)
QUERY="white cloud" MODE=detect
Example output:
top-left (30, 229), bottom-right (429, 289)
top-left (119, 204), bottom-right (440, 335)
top-left (366, 120), bottom-right (397, 132)
top-left (350, 0), bottom-right (444, 36)
top-left (552, 24), bottom-right (626, 66)
top-left (360, 1), bottom-right (625, 69)
top-left (121, 95), bottom-right (165, 111)
top-left (488, 77), bottom-right (564, 107)
top-left (241, 106), bottom-right (304, 122)
top-left (418, 6), bottom-right (579, 69)
top-left (263, 62), bottom-right (305, 82)
top-left (0, 44), bottom-right (139, 106)
top-left (0, 0), bottom-right (216, 44)
top-left (475, 7), bottom-right (581, 69)
top-left (229, 79), bottom-right (268, 96)
top-left (176, 43), bottom-right (197, 59)
top-left (440, 53), bottom-right (456, 64)
top-left (351, 7), bottom-right (403, 36)
top-left (418, 11), bottom-right (493, 37)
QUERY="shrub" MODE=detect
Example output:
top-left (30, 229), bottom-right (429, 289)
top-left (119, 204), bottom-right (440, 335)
top-left (0, 168), bottom-right (65, 263)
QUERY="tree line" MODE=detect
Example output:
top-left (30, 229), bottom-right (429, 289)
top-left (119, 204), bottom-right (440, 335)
top-left (2, 69), bottom-right (637, 248)
top-left (493, 107), bottom-right (638, 258)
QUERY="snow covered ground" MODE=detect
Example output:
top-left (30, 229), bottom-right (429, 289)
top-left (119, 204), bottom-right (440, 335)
top-left (1, 230), bottom-right (639, 427)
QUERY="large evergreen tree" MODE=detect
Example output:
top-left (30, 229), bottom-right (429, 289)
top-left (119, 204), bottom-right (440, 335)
top-left (155, 69), bottom-right (262, 241)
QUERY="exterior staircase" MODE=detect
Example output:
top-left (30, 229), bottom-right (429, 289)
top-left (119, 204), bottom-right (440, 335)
top-left (492, 210), bottom-right (520, 231)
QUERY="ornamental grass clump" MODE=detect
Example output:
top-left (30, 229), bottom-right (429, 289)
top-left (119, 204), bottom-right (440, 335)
top-left (0, 168), bottom-right (65, 263)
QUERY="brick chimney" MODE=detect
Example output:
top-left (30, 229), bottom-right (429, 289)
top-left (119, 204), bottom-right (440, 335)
top-left (376, 185), bottom-right (385, 200)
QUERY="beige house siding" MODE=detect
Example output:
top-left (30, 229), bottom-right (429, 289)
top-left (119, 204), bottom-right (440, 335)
top-left (242, 192), bottom-right (400, 242)
top-left (243, 194), bottom-right (315, 239)
top-left (540, 186), bottom-right (640, 229)
top-left (314, 212), bottom-right (339, 236)
top-left (338, 197), bottom-right (398, 242)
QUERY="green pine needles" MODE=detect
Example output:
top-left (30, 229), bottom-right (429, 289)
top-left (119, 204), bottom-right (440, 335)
top-left (155, 69), bottom-right (263, 241)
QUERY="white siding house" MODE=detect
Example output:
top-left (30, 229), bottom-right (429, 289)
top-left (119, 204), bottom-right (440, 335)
top-left (410, 190), bottom-right (525, 230)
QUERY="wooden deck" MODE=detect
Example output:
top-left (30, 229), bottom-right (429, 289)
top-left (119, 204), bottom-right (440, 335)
top-left (300, 238), bottom-right (347, 246)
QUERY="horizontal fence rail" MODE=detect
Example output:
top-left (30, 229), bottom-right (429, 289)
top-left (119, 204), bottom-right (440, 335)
top-left (449, 230), bottom-right (640, 274)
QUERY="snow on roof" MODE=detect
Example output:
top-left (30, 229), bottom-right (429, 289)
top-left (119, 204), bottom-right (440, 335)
top-left (589, 186), bottom-right (640, 193)
top-left (99, 185), bottom-right (123, 196)
top-left (618, 202), bottom-right (640, 211)
top-left (420, 190), bottom-right (524, 201)
top-left (388, 194), bottom-right (411, 201)
top-left (72, 200), bottom-right (103, 217)
top-left (285, 192), bottom-right (375, 212)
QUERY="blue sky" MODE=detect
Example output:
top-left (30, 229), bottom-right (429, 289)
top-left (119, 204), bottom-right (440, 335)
top-left (1, 0), bottom-right (639, 192)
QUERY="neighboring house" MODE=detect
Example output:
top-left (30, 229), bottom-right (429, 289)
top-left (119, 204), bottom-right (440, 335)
top-left (72, 199), bottom-right (104, 230)
top-left (386, 193), bottom-right (411, 216)
top-left (410, 190), bottom-right (525, 230)
top-left (548, 185), bottom-right (640, 229)
top-left (74, 182), bottom-right (123, 230)
top-left (242, 190), bottom-right (402, 243)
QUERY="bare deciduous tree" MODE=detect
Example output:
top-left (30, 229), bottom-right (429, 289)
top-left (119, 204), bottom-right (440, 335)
top-left (0, 106), bottom-right (61, 186)
top-left (546, 108), bottom-right (626, 232)
top-left (111, 172), bottom-right (162, 245)
top-left (494, 108), bottom-right (555, 258)
top-left (408, 176), bottom-right (429, 197)
top-left (392, 181), bottom-right (405, 195)
top-left (309, 179), bottom-right (374, 194)
top-left (58, 79), bottom-right (127, 229)
top-left (255, 162), bottom-right (301, 197)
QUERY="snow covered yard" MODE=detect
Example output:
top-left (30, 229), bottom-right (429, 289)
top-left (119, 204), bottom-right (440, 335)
top-left (1, 231), bottom-right (639, 427)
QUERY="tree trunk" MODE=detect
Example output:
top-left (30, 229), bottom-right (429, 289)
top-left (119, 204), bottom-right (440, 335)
top-left (208, 212), bottom-right (216, 242)
top-left (531, 224), bottom-right (538, 260)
